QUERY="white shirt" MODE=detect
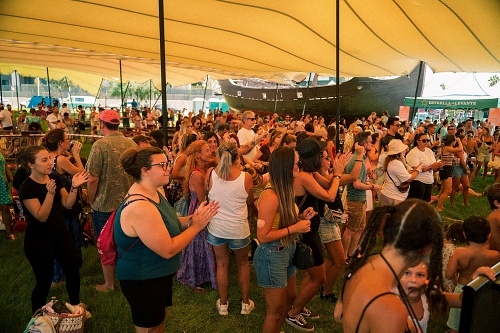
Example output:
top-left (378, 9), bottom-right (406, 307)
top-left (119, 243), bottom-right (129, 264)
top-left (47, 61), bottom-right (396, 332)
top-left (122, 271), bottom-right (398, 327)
top-left (381, 159), bottom-right (412, 201)
top-left (0, 110), bottom-right (13, 128)
top-left (237, 127), bottom-right (258, 160)
top-left (405, 147), bottom-right (436, 184)
top-left (46, 113), bottom-right (63, 129)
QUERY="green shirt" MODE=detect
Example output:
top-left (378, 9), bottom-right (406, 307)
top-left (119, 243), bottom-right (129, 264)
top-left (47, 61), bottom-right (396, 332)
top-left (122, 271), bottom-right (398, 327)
top-left (86, 132), bottom-right (137, 212)
top-left (345, 152), bottom-right (367, 202)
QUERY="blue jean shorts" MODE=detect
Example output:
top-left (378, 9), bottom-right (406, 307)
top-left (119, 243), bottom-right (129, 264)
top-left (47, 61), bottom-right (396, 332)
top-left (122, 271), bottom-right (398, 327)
top-left (207, 231), bottom-right (250, 250)
top-left (451, 165), bottom-right (467, 178)
top-left (318, 217), bottom-right (342, 243)
top-left (253, 240), bottom-right (296, 288)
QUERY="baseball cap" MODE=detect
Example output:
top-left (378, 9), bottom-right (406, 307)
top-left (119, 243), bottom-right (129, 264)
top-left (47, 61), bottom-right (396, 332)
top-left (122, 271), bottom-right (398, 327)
top-left (297, 137), bottom-right (326, 159)
top-left (98, 109), bottom-right (120, 124)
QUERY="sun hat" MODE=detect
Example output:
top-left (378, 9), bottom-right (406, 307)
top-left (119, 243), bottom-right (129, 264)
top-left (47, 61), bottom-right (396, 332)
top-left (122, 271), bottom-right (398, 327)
top-left (98, 109), bottom-right (120, 124)
top-left (386, 139), bottom-right (408, 155)
top-left (297, 137), bottom-right (326, 159)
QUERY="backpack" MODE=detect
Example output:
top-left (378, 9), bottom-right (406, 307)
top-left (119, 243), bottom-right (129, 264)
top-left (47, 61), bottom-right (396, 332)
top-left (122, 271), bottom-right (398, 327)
top-left (96, 194), bottom-right (147, 266)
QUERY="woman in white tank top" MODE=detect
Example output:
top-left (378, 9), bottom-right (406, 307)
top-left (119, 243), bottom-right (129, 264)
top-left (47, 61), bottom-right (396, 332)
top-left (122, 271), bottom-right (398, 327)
top-left (207, 142), bottom-right (256, 316)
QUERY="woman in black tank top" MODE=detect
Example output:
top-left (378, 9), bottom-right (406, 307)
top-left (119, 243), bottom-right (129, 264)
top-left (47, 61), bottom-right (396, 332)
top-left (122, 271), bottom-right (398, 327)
top-left (335, 199), bottom-right (447, 333)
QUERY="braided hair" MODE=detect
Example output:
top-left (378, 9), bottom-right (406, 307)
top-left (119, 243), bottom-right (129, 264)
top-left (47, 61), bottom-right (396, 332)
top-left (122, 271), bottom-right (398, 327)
top-left (346, 199), bottom-right (447, 317)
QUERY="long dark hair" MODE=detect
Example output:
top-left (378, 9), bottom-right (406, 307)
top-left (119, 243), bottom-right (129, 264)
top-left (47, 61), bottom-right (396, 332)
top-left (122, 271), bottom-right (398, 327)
top-left (346, 199), bottom-right (447, 317)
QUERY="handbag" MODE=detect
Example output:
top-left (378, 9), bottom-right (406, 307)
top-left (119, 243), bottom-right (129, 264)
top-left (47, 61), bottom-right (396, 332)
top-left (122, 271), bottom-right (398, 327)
top-left (292, 193), bottom-right (315, 270)
top-left (323, 192), bottom-right (347, 224)
top-left (166, 154), bottom-right (186, 206)
top-left (24, 302), bottom-right (87, 333)
top-left (386, 171), bottom-right (410, 193)
top-left (174, 195), bottom-right (190, 217)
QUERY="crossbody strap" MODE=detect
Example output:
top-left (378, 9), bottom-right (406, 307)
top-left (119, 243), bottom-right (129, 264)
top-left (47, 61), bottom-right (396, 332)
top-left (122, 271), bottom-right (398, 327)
top-left (117, 193), bottom-right (150, 260)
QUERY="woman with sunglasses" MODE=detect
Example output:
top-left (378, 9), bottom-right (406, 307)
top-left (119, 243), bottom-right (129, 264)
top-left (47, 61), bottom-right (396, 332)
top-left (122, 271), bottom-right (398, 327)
top-left (117, 146), bottom-right (219, 333)
top-left (406, 132), bottom-right (444, 202)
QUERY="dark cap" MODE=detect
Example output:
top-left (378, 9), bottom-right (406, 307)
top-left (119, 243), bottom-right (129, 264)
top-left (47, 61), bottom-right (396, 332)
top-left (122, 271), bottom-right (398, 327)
top-left (297, 137), bottom-right (326, 159)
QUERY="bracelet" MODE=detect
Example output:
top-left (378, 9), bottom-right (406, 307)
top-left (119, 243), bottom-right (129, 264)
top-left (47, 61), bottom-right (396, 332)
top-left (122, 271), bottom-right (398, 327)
top-left (287, 227), bottom-right (290, 236)
top-left (355, 160), bottom-right (363, 163)
top-left (187, 217), bottom-right (192, 227)
top-left (333, 175), bottom-right (341, 179)
top-left (70, 186), bottom-right (78, 192)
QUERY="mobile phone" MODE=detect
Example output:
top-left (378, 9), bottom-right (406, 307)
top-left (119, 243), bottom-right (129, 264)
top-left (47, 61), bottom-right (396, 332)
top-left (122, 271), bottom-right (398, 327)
top-left (277, 245), bottom-right (285, 252)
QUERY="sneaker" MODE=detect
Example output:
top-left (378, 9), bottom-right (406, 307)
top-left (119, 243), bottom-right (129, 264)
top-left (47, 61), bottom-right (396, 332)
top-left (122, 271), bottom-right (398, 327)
top-left (301, 307), bottom-right (320, 319)
top-left (216, 299), bottom-right (228, 316)
top-left (285, 314), bottom-right (314, 332)
top-left (240, 299), bottom-right (255, 315)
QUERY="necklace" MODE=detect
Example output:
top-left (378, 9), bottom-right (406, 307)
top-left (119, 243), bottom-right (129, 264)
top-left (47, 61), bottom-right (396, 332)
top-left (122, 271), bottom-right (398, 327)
top-left (379, 253), bottom-right (422, 333)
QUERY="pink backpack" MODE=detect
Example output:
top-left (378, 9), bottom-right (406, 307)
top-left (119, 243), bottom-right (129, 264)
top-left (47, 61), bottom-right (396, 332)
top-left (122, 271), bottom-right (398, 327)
top-left (96, 195), bottom-right (146, 266)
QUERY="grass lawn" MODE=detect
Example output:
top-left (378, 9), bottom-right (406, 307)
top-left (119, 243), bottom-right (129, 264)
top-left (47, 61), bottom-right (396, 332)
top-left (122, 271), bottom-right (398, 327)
top-left (0, 158), bottom-right (494, 332)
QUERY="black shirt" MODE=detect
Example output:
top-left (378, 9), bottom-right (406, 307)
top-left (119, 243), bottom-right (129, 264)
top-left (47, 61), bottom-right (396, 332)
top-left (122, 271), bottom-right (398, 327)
top-left (19, 174), bottom-right (65, 232)
top-left (386, 132), bottom-right (404, 141)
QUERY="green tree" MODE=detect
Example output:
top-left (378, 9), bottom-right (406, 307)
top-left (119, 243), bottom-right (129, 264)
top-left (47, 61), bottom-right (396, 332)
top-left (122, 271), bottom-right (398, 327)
top-left (489, 75), bottom-right (499, 87)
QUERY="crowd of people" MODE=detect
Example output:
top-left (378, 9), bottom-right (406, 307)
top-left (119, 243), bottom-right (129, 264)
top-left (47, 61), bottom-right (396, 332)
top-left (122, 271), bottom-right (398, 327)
top-left (2, 101), bottom-right (500, 332)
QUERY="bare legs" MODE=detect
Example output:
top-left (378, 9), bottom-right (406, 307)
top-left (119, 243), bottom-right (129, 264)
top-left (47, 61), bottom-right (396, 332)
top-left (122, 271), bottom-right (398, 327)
top-left (322, 240), bottom-right (345, 297)
top-left (95, 264), bottom-right (115, 292)
top-left (0, 204), bottom-right (14, 240)
top-left (288, 265), bottom-right (325, 317)
top-left (342, 227), bottom-right (365, 258)
top-left (212, 244), bottom-right (251, 306)
top-left (262, 276), bottom-right (296, 333)
top-left (436, 177), bottom-right (452, 211)
top-left (450, 175), bottom-right (470, 207)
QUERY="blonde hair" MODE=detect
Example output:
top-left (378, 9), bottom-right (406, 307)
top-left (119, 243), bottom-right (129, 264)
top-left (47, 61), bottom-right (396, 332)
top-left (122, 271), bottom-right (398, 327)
top-left (183, 140), bottom-right (208, 195)
top-left (216, 142), bottom-right (238, 180)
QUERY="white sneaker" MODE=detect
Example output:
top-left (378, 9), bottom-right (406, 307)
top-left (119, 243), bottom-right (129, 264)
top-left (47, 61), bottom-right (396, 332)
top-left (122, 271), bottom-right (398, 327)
top-left (240, 299), bottom-right (255, 315)
top-left (216, 299), bottom-right (228, 316)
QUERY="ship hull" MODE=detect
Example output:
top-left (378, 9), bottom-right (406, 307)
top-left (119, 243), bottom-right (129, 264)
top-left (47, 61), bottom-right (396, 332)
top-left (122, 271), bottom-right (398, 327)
top-left (219, 66), bottom-right (424, 119)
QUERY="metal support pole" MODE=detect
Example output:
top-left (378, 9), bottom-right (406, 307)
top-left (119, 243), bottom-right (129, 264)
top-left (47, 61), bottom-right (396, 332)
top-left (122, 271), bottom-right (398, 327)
top-left (0, 70), bottom-right (3, 104)
top-left (302, 73), bottom-right (312, 116)
top-left (201, 75), bottom-right (208, 114)
top-left (123, 82), bottom-right (131, 102)
top-left (46, 67), bottom-right (52, 107)
top-left (335, 0), bottom-right (341, 153)
top-left (409, 61), bottom-right (424, 124)
top-left (149, 79), bottom-right (152, 108)
top-left (159, 0), bottom-right (168, 139)
top-left (273, 83), bottom-right (279, 114)
top-left (119, 60), bottom-right (124, 112)
top-left (93, 78), bottom-right (104, 108)
top-left (65, 77), bottom-right (74, 112)
top-left (14, 70), bottom-right (20, 111)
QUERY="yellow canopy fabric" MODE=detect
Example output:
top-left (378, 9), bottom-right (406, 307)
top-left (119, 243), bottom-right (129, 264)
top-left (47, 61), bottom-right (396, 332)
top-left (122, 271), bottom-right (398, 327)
top-left (0, 0), bottom-right (499, 88)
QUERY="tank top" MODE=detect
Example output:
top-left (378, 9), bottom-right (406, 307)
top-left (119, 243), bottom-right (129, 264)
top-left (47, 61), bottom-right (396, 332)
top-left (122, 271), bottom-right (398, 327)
top-left (441, 149), bottom-right (454, 166)
top-left (115, 192), bottom-right (182, 280)
top-left (207, 170), bottom-right (250, 239)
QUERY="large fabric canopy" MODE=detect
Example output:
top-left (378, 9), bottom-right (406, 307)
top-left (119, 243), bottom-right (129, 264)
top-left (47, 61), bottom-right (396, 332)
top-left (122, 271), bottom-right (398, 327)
top-left (0, 0), bottom-right (499, 90)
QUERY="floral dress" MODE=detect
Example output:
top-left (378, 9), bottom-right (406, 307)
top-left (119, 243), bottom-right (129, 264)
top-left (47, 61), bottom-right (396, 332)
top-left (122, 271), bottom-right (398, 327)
top-left (176, 169), bottom-right (217, 289)
top-left (0, 153), bottom-right (12, 205)
top-left (442, 242), bottom-right (457, 293)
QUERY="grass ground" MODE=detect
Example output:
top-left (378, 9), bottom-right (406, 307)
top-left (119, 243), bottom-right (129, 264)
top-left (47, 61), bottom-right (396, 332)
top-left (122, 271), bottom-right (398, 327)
top-left (0, 154), bottom-right (494, 332)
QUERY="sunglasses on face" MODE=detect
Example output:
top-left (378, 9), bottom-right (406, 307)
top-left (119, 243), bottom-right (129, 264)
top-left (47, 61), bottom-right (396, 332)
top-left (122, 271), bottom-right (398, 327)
top-left (419, 139), bottom-right (430, 143)
top-left (247, 118), bottom-right (256, 121)
top-left (150, 162), bottom-right (170, 171)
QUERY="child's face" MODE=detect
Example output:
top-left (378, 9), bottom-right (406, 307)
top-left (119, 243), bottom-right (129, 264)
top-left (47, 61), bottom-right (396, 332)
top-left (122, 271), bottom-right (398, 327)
top-left (401, 262), bottom-right (428, 302)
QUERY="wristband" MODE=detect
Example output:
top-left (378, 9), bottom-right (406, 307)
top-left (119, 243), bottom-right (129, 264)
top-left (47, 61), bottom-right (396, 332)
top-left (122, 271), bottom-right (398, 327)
top-left (70, 186), bottom-right (78, 192)
top-left (187, 217), bottom-right (192, 227)
top-left (333, 175), bottom-right (341, 179)
top-left (355, 160), bottom-right (363, 163)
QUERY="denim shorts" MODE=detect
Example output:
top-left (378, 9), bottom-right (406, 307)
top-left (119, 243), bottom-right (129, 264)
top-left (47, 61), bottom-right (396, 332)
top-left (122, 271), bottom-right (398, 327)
top-left (253, 241), bottom-right (296, 288)
top-left (207, 231), bottom-right (250, 250)
top-left (318, 217), bottom-right (342, 243)
top-left (451, 165), bottom-right (467, 178)
top-left (92, 210), bottom-right (113, 239)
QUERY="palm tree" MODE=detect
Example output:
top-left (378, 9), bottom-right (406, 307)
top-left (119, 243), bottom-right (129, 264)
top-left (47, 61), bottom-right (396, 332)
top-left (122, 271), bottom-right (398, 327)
top-left (488, 75), bottom-right (499, 87)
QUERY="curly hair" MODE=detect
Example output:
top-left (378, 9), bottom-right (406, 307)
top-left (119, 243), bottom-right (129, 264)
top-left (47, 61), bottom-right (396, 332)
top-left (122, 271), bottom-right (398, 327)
top-left (183, 140), bottom-right (208, 195)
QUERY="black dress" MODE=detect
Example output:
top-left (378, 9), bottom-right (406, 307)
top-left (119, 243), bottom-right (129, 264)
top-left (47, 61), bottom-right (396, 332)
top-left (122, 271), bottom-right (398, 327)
top-left (296, 191), bottom-right (324, 266)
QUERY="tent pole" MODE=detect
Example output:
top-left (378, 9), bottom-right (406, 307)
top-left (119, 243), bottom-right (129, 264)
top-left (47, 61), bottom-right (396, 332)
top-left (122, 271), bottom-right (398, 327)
top-left (0, 69), bottom-right (4, 104)
top-left (335, 0), bottom-right (340, 153)
top-left (273, 83), bottom-right (279, 114)
top-left (14, 70), bottom-right (20, 111)
top-left (93, 78), bottom-right (104, 108)
top-left (159, 0), bottom-right (168, 140)
top-left (119, 60), bottom-right (124, 112)
top-left (149, 79), bottom-right (152, 108)
top-left (152, 92), bottom-right (162, 109)
top-left (46, 68), bottom-right (52, 107)
top-left (202, 75), bottom-right (208, 114)
top-left (123, 82), bottom-right (131, 102)
top-left (65, 77), bottom-right (74, 112)
top-left (410, 61), bottom-right (424, 124)
top-left (302, 73), bottom-right (312, 116)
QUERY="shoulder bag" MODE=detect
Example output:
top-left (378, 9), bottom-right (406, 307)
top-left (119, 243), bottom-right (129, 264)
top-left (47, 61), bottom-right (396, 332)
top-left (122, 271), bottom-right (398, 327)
top-left (386, 171), bottom-right (410, 193)
top-left (292, 193), bottom-right (315, 270)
